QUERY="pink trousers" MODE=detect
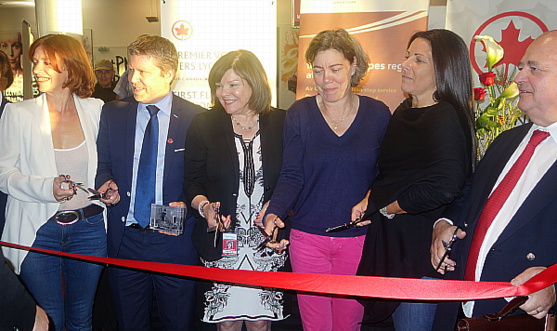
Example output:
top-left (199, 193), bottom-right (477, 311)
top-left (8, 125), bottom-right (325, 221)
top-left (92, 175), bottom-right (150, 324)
top-left (289, 229), bottom-right (365, 331)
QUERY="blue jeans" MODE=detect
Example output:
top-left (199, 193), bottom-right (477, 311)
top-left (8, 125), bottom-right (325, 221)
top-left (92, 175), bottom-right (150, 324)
top-left (391, 277), bottom-right (438, 331)
top-left (20, 211), bottom-right (106, 331)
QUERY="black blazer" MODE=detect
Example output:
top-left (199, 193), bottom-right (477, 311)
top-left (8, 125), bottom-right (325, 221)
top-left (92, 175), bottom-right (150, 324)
top-left (434, 122), bottom-right (557, 330)
top-left (184, 107), bottom-right (285, 261)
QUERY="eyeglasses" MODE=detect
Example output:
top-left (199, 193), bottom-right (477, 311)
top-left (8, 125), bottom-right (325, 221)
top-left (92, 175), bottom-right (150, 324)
top-left (435, 226), bottom-right (461, 271)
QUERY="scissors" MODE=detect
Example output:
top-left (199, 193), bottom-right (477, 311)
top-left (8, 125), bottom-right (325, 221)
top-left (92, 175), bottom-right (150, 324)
top-left (73, 182), bottom-right (107, 200)
top-left (325, 215), bottom-right (365, 233)
top-left (206, 204), bottom-right (225, 247)
top-left (435, 226), bottom-right (461, 271)
top-left (256, 225), bottom-right (278, 251)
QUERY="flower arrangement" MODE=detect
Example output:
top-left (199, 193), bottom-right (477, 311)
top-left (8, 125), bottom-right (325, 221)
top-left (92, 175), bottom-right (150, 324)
top-left (473, 35), bottom-right (521, 159)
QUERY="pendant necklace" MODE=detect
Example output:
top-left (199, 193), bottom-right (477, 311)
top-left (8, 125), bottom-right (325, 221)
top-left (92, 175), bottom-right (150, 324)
top-left (320, 98), bottom-right (355, 130)
top-left (231, 115), bottom-right (259, 130)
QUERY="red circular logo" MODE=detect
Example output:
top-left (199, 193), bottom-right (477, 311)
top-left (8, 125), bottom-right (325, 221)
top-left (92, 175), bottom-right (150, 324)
top-left (470, 11), bottom-right (549, 76)
top-left (172, 20), bottom-right (193, 41)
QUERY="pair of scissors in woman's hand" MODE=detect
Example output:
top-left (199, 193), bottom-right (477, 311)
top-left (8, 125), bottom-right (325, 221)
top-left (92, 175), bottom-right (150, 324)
top-left (325, 215), bottom-right (365, 233)
top-left (205, 205), bottom-right (225, 247)
top-left (435, 226), bottom-right (461, 271)
top-left (256, 225), bottom-right (278, 252)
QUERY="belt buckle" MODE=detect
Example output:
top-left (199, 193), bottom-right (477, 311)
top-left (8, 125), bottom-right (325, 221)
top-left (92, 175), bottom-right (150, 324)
top-left (55, 210), bottom-right (80, 225)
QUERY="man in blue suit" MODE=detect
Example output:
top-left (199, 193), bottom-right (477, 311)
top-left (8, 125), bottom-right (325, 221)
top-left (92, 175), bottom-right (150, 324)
top-left (431, 31), bottom-right (557, 330)
top-left (95, 34), bottom-right (204, 331)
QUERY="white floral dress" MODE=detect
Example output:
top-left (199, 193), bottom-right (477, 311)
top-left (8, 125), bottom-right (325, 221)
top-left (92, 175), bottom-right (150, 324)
top-left (201, 132), bottom-right (287, 323)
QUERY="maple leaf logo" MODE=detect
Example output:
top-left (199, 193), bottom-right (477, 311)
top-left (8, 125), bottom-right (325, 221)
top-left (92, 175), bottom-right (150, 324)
top-left (495, 21), bottom-right (535, 68)
top-left (171, 20), bottom-right (193, 41)
top-left (175, 24), bottom-right (190, 38)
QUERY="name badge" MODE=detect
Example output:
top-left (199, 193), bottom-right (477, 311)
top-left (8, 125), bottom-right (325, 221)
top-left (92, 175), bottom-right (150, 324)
top-left (222, 232), bottom-right (238, 256)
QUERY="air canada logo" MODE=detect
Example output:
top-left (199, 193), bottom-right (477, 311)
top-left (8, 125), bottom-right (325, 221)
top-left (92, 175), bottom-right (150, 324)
top-left (172, 20), bottom-right (193, 41)
top-left (470, 12), bottom-right (549, 77)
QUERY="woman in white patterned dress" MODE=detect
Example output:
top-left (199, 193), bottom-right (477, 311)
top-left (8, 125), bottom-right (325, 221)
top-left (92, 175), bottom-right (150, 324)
top-left (184, 49), bottom-right (289, 331)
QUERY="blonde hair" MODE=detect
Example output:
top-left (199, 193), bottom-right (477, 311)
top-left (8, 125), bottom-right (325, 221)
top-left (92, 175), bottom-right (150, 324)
top-left (128, 34), bottom-right (178, 76)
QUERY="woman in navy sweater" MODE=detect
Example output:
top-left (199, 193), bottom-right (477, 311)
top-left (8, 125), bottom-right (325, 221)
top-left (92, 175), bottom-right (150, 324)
top-left (265, 29), bottom-right (391, 331)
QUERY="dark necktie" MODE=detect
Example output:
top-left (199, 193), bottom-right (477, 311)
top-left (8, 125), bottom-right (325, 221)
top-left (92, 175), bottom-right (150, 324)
top-left (464, 129), bottom-right (550, 281)
top-left (134, 105), bottom-right (160, 228)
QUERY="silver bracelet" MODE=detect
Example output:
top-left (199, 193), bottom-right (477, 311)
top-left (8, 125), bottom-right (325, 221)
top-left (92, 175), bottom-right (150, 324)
top-left (379, 207), bottom-right (395, 219)
top-left (198, 200), bottom-right (210, 218)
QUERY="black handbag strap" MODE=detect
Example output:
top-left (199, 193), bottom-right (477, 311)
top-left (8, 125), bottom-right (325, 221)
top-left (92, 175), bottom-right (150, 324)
top-left (483, 296), bottom-right (529, 321)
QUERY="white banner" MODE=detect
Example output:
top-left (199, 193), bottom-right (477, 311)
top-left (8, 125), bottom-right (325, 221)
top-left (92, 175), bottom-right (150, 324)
top-left (161, 0), bottom-right (277, 108)
top-left (446, 0), bottom-right (557, 78)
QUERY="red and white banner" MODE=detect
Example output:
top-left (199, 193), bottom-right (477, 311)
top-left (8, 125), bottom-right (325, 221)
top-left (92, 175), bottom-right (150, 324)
top-left (296, 0), bottom-right (430, 111)
top-left (446, 0), bottom-right (557, 78)
top-left (160, 0), bottom-right (277, 109)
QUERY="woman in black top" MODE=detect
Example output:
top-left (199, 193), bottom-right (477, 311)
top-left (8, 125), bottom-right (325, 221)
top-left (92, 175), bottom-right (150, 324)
top-left (353, 29), bottom-right (476, 331)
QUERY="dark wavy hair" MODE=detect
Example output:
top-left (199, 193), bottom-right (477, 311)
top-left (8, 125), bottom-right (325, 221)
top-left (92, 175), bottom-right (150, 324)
top-left (29, 34), bottom-right (94, 98)
top-left (408, 29), bottom-right (476, 167)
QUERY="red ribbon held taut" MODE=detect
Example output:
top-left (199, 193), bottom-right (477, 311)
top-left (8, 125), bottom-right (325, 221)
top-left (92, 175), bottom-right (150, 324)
top-left (2, 241), bottom-right (556, 301)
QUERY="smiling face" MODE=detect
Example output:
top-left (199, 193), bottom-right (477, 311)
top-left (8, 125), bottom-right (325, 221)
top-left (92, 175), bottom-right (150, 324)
top-left (95, 69), bottom-right (114, 88)
top-left (514, 32), bottom-right (557, 126)
top-left (215, 68), bottom-right (254, 116)
top-left (32, 46), bottom-right (68, 95)
top-left (0, 33), bottom-right (22, 72)
top-left (401, 37), bottom-right (437, 107)
top-left (128, 54), bottom-right (173, 104)
top-left (312, 48), bottom-right (356, 103)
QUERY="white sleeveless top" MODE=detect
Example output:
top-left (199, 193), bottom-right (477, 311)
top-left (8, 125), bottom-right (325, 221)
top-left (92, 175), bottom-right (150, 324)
top-left (54, 141), bottom-right (90, 210)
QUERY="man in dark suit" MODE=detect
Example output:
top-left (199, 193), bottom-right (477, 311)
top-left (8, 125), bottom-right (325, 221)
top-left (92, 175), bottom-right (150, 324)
top-left (95, 34), bottom-right (204, 331)
top-left (431, 30), bottom-right (557, 330)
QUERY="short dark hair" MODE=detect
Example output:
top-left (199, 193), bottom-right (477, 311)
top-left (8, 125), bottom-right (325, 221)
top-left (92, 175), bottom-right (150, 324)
top-left (305, 28), bottom-right (369, 86)
top-left (208, 50), bottom-right (272, 115)
top-left (0, 50), bottom-right (13, 91)
top-left (128, 34), bottom-right (178, 76)
top-left (29, 34), bottom-right (94, 98)
top-left (408, 29), bottom-right (476, 166)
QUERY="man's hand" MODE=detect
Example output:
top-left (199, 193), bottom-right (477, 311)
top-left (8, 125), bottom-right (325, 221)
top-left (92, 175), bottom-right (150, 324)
top-left (430, 220), bottom-right (466, 274)
top-left (511, 267), bottom-right (556, 319)
top-left (156, 201), bottom-right (186, 236)
top-left (98, 179), bottom-right (120, 206)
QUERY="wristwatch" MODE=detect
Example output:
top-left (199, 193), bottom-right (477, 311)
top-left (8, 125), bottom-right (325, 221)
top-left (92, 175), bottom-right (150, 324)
top-left (379, 207), bottom-right (395, 219)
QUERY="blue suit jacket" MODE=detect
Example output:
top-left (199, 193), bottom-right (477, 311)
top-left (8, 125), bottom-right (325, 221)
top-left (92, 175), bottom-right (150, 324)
top-left (433, 122), bottom-right (557, 330)
top-left (95, 94), bottom-right (204, 260)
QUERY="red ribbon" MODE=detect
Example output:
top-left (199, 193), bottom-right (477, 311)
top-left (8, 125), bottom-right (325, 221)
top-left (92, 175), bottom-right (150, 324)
top-left (2, 240), bottom-right (555, 301)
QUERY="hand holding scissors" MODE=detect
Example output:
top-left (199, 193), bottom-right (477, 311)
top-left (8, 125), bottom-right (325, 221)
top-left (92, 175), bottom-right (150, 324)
top-left (431, 222), bottom-right (466, 275)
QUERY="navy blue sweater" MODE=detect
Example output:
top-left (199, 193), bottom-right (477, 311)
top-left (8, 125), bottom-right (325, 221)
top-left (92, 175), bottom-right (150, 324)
top-left (267, 95), bottom-right (390, 236)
